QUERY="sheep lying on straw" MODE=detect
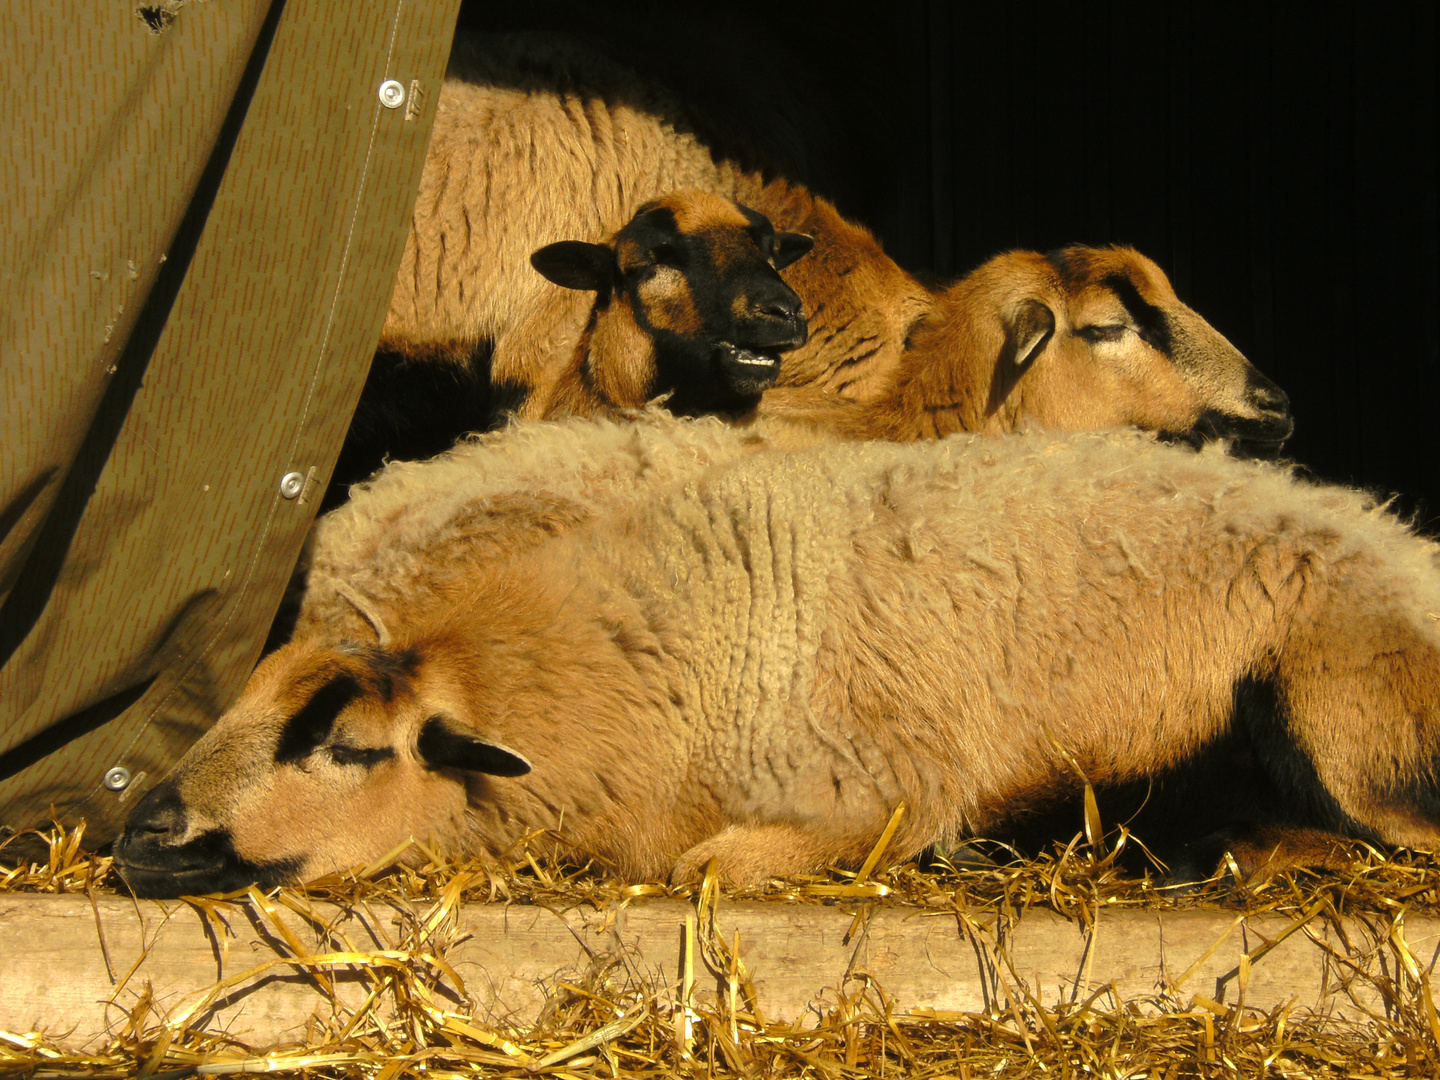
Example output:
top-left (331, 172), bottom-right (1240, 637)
top-left (116, 415), bottom-right (1439, 897)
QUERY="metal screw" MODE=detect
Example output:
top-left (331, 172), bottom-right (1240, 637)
top-left (104, 766), bottom-right (132, 791)
top-left (378, 79), bottom-right (406, 109)
top-left (280, 471), bottom-right (304, 499)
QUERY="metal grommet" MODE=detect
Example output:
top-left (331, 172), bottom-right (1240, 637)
top-left (378, 79), bottom-right (406, 109)
top-left (280, 471), bottom-right (304, 499)
top-left (104, 766), bottom-right (132, 791)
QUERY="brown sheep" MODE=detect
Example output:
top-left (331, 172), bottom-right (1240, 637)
top-left (115, 421), bottom-right (1440, 897)
top-left (380, 33), bottom-right (927, 408)
top-left (516, 226), bottom-right (1290, 452)
top-left (328, 190), bottom-right (812, 504)
top-left (758, 244), bottom-right (1293, 455)
top-left (377, 34), bottom-right (1290, 455)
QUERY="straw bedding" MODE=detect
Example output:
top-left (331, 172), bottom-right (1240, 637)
top-left (5, 819), bottom-right (1440, 1079)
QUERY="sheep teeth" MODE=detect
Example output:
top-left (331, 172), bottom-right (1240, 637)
top-left (725, 345), bottom-right (778, 367)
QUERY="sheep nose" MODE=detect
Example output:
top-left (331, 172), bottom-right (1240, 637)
top-left (748, 286), bottom-right (807, 348)
top-left (758, 296), bottom-right (801, 321)
top-left (118, 781), bottom-right (185, 848)
top-left (1250, 381), bottom-right (1290, 418)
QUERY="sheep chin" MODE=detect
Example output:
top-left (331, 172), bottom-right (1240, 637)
top-left (1184, 407), bottom-right (1295, 461)
top-left (113, 834), bottom-right (302, 899)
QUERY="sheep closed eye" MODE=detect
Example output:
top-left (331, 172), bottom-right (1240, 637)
top-left (328, 744), bottom-right (395, 768)
top-left (1075, 324), bottom-right (1128, 344)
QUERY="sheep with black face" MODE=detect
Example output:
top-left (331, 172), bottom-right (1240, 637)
top-left (529, 191), bottom-right (812, 419)
top-left (379, 34), bottom-right (1291, 459)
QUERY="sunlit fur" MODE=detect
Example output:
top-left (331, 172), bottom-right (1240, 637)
top-left (758, 245), bottom-right (1292, 452)
top-left (381, 33), bottom-right (926, 406)
top-left (379, 35), bottom-right (1288, 452)
top-left (118, 423), bottom-right (1440, 896)
top-left (292, 412), bottom-right (789, 644)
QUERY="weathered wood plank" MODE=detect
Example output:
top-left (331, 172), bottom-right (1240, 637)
top-left (0, 893), bottom-right (1429, 1050)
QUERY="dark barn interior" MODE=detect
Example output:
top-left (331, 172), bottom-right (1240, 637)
top-left (465, 0), bottom-right (1439, 522)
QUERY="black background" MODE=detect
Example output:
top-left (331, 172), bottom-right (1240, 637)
top-left (465, 0), bottom-right (1438, 523)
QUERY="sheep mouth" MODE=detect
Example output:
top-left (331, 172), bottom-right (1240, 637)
top-left (716, 342), bottom-right (783, 393)
top-left (1227, 434), bottom-right (1290, 460)
top-left (113, 830), bottom-right (300, 898)
top-left (1168, 409), bottom-right (1294, 460)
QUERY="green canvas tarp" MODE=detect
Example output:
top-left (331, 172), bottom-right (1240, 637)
top-left (0, 0), bottom-right (460, 843)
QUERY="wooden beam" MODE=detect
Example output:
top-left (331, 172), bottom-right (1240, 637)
top-left (0, 893), bottom-right (1429, 1050)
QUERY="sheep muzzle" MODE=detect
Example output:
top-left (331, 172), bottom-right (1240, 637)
top-left (113, 780), bottom-right (300, 898)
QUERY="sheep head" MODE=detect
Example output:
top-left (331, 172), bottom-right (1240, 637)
top-left (971, 245), bottom-right (1294, 456)
top-left (532, 191), bottom-right (813, 416)
top-left (111, 639), bottom-right (531, 897)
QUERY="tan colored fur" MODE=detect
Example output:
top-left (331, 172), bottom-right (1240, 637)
top-left (382, 36), bottom-right (1281, 445)
top-left (294, 411), bottom-right (816, 643)
top-left (757, 246), bottom-right (1279, 442)
top-left (142, 423), bottom-right (1440, 888)
top-left (380, 33), bottom-right (929, 407)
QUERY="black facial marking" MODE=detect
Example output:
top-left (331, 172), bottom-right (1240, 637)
top-left (1102, 273), bottom-right (1173, 354)
top-left (356, 646), bottom-right (420, 700)
top-left (1166, 408), bottom-right (1293, 460)
top-left (622, 204), bottom-right (805, 415)
top-left (113, 779), bottom-right (301, 898)
top-left (329, 743), bottom-right (396, 768)
top-left (1073, 324), bottom-right (1127, 344)
top-left (275, 674), bottom-right (362, 764)
top-left (622, 205), bottom-right (683, 266)
top-left (1044, 247), bottom-right (1085, 281)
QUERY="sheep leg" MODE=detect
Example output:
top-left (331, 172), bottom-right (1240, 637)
top-left (670, 822), bottom-right (889, 887)
top-left (1223, 824), bottom-right (1368, 883)
top-left (1276, 595), bottom-right (1440, 855)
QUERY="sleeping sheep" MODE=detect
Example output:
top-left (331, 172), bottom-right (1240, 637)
top-left (115, 419), bottom-right (1440, 897)
top-left (759, 244), bottom-right (1293, 456)
top-left (375, 32), bottom-right (1291, 457)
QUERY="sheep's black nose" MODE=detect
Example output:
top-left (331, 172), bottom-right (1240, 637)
top-left (758, 296), bottom-right (802, 321)
top-left (117, 781), bottom-right (185, 850)
top-left (1250, 380), bottom-right (1291, 418)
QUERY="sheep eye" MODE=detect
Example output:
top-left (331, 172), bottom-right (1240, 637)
top-left (328, 743), bottom-right (395, 768)
top-left (1075, 324), bottom-right (1128, 344)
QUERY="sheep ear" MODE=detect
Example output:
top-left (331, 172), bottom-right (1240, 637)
top-left (772, 231), bottom-right (815, 270)
top-left (417, 715), bottom-right (532, 777)
top-left (531, 241), bottom-right (620, 293)
top-left (332, 581), bottom-right (391, 647)
top-left (1008, 299), bottom-right (1056, 371)
top-left (986, 299), bottom-right (1056, 414)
